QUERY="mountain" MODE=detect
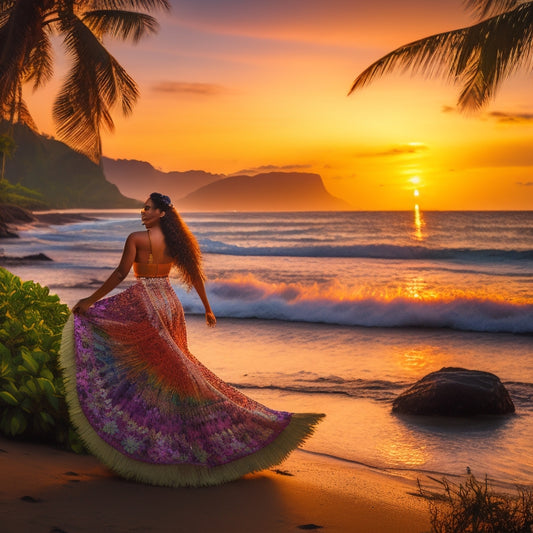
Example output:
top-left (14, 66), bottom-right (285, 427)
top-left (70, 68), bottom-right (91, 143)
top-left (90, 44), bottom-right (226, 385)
top-left (4, 124), bottom-right (139, 209)
top-left (102, 157), bottom-right (224, 203)
top-left (2, 127), bottom-right (350, 211)
top-left (178, 172), bottom-right (351, 211)
top-left (103, 159), bottom-right (350, 211)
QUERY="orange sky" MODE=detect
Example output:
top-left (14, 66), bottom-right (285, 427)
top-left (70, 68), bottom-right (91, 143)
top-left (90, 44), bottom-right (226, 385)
top-left (25, 0), bottom-right (533, 210)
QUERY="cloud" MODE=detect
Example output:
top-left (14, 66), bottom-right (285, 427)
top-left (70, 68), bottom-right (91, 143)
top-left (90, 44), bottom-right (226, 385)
top-left (230, 164), bottom-right (312, 176)
top-left (152, 81), bottom-right (226, 96)
top-left (517, 181), bottom-right (533, 187)
top-left (488, 111), bottom-right (533, 124)
top-left (442, 105), bottom-right (533, 124)
top-left (357, 143), bottom-right (429, 158)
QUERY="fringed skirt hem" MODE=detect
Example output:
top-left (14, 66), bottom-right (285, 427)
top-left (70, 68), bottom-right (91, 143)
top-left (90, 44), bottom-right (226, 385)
top-left (60, 315), bottom-right (324, 487)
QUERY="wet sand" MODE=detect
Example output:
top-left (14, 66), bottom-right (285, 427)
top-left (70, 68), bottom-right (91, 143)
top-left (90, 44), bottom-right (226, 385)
top-left (0, 436), bottom-right (430, 533)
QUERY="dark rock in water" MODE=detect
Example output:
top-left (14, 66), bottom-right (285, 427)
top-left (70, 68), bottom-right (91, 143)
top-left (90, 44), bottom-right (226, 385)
top-left (0, 252), bottom-right (53, 263)
top-left (21, 253), bottom-right (53, 261)
top-left (392, 367), bottom-right (515, 416)
top-left (0, 221), bottom-right (18, 238)
top-left (0, 204), bottom-right (36, 238)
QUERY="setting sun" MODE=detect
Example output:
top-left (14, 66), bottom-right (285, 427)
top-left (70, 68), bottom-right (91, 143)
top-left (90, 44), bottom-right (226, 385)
top-left (17, 0), bottom-right (533, 210)
top-left (2, 2), bottom-right (533, 531)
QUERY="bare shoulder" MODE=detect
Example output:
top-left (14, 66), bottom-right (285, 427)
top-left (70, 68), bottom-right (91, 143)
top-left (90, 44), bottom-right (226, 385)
top-left (124, 231), bottom-right (148, 248)
top-left (127, 231), bottom-right (148, 242)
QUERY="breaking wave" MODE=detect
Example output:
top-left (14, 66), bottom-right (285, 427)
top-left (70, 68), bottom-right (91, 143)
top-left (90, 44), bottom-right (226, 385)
top-left (200, 239), bottom-right (533, 261)
top-left (176, 275), bottom-right (533, 334)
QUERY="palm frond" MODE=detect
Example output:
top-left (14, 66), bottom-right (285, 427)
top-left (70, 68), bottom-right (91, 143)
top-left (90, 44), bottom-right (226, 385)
top-left (350, 30), bottom-right (469, 92)
top-left (0, 0), bottom-right (46, 103)
top-left (350, 3), bottom-right (533, 110)
top-left (81, 0), bottom-right (170, 11)
top-left (24, 26), bottom-right (54, 89)
top-left (0, 83), bottom-right (37, 130)
top-left (0, 2), bottom-right (16, 27)
top-left (82, 10), bottom-right (159, 42)
top-left (12, 90), bottom-right (37, 130)
top-left (53, 73), bottom-right (107, 162)
top-left (0, 1), bottom-right (15, 13)
top-left (463, 0), bottom-right (523, 19)
top-left (61, 13), bottom-right (139, 111)
top-left (54, 11), bottom-right (140, 161)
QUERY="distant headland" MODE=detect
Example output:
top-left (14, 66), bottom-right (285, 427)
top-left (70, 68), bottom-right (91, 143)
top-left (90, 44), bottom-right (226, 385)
top-left (2, 124), bottom-right (351, 212)
top-left (103, 158), bottom-right (351, 212)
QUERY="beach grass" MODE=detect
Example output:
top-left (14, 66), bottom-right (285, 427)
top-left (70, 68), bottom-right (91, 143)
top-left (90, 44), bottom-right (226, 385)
top-left (418, 475), bottom-right (533, 533)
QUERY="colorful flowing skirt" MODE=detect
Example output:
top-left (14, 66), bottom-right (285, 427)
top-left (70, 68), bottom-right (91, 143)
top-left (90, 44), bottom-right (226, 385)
top-left (60, 277), bottom-right (324, 487)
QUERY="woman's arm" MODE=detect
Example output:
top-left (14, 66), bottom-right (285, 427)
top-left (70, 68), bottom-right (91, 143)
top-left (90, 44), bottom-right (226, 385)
top-left (192, 277), bottom-right (217, 327)
top-left (72, 234), bottom-right (137, 314)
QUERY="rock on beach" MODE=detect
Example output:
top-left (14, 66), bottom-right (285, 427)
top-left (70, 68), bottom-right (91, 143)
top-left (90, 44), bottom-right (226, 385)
top-left (392, 367), bottom-right (515, 416)
top-left (0, 203), bottom-right (96, 239)
top-left (0, 204), bottom-right (35, 238)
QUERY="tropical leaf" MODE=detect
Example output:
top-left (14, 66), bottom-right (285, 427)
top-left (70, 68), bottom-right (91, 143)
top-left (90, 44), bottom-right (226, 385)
top-left (0, 341), bottom-right (10, 359)
top-left (39, 411), bottom-right (55, 426)
top-left (37, 376), bottom-right (56, 395)
top-left (2, 381), bottom-right (19, 397)
top-left (9, 411), bottom-right (27, 435)
top-left (0, 0), bottom-right (46, 106)
top-left (0, 268), bottom-right (78, 450)
top-left (0, 0), bottom-right (169, 162)
top-left (88, 1), bottom-right (170, 10)
top-left (53, 9), bottom-right (140, 160)
top-left (0, 357), bottom-right (12, 378)
top-left (464, 0), bottom-right (523, 19)
top-left (350, 2), bottom-right (533, 111)
top-left (0, 390), bottom-right (18, 406)
top-left (24, 25), bottom-right (54, 90)
top-left (83, 9), bottom-right (159, 42)
top-left (20, 347), bottom-right (40, 375)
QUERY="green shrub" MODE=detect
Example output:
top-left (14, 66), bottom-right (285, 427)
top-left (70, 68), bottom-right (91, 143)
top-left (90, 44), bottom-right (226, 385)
top-left (0, 267), bottom-right (83, 452)
top-left (419, 474), bottom-right (533, 533)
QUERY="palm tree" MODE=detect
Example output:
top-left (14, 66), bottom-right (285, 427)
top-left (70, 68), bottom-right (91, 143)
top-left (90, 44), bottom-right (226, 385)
top-left (0, 132), bottom-right (15, 182)
top-left (0, 0), bottom-right (169, 163)
top-left (349, 0), bottom-right (533, 112)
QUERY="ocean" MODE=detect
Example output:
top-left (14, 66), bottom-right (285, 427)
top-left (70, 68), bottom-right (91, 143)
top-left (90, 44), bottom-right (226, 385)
top-left (2, 210), bottom-right (532, 485)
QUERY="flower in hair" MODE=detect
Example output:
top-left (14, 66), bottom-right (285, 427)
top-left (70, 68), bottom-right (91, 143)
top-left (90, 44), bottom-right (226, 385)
top-left (151, 192), bottom-right (173, 207)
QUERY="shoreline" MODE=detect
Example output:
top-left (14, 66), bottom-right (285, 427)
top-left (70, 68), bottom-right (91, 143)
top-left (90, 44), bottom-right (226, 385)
top-left (1, 209), bottom-right (532, 527)
top-left (0, 435), bottom-right (431, 532)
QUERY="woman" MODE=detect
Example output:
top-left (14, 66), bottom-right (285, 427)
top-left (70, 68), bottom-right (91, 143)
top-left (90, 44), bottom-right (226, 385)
top-left (60, 193), bottom-right (324, 487)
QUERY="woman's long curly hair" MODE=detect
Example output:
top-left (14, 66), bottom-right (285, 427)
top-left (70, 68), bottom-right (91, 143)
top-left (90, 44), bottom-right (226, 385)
top-left (150, 192), bottom-right (205, 288)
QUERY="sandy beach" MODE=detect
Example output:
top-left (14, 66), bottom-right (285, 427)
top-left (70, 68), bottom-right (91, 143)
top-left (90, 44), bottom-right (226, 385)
top-left (2, 210), bottom-right (531, 532)
top-left (1, 211), bottom-right (434, 533)
top-left (0, 436), bottom-right (430, 533)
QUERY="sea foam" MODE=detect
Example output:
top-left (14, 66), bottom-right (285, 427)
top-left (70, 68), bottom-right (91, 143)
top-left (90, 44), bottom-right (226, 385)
top-left (175, 275), bottom-right (533, 334)
top-left (200, 238), bottom-right (533, 261)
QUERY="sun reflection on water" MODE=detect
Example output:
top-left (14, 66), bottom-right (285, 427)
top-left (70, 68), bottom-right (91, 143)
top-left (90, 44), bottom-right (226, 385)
top-left (377, 437), bottom-right (429, 468)
top-left (402, 276), bottom-right (440, 301)
top-left (413, 204), bottom-right (425, 241)
top-left (399, 347), bottom-right (440, 373)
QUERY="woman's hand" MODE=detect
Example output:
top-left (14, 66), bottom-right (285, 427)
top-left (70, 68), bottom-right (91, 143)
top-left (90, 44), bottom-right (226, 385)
top-left (72, 298), bottom-right (93, 315)
top-left (205, 310), bottom-right (217, 328)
